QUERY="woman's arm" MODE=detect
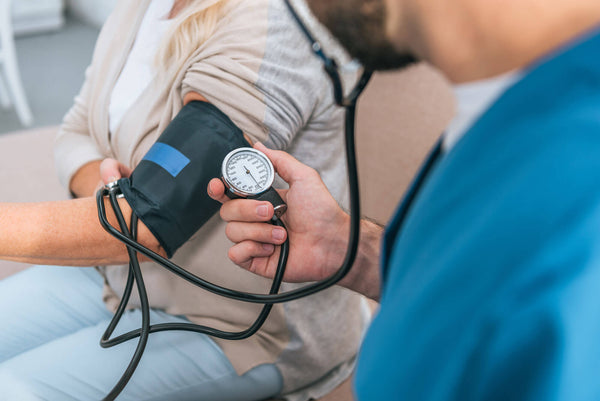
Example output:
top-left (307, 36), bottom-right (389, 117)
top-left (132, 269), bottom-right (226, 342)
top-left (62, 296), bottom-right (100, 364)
top-left (0, 197), bottom-right (164, 267)
top-left (2, 93), bottom-right (226, 268)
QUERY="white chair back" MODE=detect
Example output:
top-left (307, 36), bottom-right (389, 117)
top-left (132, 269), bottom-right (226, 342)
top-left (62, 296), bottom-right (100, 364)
top-left (0, 0), bottom-right (34, 126)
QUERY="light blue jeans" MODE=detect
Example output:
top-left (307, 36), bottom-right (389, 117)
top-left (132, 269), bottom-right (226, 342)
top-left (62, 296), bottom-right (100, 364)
top-left (0, 266), bottom-right (282, 401)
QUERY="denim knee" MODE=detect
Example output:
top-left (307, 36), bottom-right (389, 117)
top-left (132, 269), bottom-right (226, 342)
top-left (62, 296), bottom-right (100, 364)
top-left (0, 368), bottom-right (44, 401)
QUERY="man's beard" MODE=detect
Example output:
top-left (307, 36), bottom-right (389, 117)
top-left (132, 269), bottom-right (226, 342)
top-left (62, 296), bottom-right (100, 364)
top-left (307, 0), bottom-right (418, 71)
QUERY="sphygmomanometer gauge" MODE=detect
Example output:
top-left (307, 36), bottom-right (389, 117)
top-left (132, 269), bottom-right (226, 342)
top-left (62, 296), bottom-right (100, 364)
top-left (222, 147), bottom-right (287, 218)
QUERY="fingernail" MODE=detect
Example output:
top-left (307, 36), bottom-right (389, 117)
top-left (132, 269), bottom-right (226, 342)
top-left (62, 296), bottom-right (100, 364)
top-left (257, 204), bottom-right (269, 218)
top-left (108, 176), bottom-right (118, 183)
top-left (262, 243), bottom-right (275, 252)
top-left (272, 228), bottom-right (286, 241)
top-left (207, 184), bottom-right (214, 196)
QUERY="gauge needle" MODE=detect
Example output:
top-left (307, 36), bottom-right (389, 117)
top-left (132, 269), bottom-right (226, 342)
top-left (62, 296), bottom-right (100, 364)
top-left (244, 165), bottom-right (259, 185)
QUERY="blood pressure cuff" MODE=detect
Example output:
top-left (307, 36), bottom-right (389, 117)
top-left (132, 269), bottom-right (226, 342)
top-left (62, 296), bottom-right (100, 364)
top-left (118, 101), bottom-right (251, 258)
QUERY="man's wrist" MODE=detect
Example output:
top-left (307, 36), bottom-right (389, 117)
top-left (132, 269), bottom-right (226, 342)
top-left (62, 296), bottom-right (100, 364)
top-left (336, 217), bottom-right (383, 301)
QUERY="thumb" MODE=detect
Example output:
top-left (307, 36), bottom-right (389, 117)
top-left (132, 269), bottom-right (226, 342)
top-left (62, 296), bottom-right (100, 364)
top-left (254, 142), bottom-right (315, 184)
top-left (207, 178), bottom-right (231, 204)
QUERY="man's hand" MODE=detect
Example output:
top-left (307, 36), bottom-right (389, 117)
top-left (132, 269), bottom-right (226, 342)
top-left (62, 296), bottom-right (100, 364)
top-left (208, 143), bottom-right (351, 283)
top-left (208, 143), bottom-right (383, 300)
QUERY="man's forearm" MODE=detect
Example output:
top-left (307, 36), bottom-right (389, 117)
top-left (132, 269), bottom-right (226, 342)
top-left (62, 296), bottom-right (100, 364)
top-left (337, 218), bottom-right (383, 301)
top-left (0, 197), bottom-right (163, 267)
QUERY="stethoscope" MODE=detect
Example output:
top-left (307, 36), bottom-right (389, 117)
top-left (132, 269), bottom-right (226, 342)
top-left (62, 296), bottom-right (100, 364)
top-left (95, 0), bottom-right (373, 399)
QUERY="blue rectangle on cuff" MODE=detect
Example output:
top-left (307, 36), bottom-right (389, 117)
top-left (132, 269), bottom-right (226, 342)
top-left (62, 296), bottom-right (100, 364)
top-left (142, 142), bottom-right (191, 177)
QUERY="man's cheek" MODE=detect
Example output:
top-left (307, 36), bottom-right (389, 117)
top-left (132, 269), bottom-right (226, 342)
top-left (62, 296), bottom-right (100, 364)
top-left (305, 0), bottom-right (334, 23)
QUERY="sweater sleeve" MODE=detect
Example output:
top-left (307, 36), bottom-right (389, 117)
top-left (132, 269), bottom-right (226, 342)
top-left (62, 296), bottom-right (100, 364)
top-left (180, 0), bottom-right (272, 145)
top-left (54, 64), bottom-right (105, 190)
top-left (53, 1), bottom-right (134, 189)
top-left (181, 0), bottom-right (344, 150)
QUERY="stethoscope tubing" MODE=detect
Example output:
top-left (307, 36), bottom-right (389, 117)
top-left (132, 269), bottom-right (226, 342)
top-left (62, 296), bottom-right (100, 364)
top-left (99, 189), bottom-right (289, 401)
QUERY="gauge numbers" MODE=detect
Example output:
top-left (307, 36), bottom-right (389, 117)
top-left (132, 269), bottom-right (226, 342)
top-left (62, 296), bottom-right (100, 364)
top-left (222, 148), bottom-right (275, 197)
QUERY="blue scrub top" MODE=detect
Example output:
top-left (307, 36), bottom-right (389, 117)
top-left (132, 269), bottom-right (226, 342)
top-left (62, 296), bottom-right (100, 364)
top-left (355, 26), bottom-right (600, 401)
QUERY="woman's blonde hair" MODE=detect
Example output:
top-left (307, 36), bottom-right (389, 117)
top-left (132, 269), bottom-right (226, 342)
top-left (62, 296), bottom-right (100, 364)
top-left (156, 0), bottom-right (230, 76)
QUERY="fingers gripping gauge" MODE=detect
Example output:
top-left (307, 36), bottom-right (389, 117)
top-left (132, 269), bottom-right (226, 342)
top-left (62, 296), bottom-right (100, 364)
top-left (222, 148), bottom-right (287, 218)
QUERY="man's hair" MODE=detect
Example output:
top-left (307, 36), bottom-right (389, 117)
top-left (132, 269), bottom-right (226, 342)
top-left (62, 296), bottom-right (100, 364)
top-left (308, 0), bottom-right (417, 71)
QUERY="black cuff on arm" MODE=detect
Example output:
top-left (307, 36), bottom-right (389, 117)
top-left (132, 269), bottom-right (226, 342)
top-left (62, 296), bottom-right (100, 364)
top-left (118, 101), bottom-right (251, 258)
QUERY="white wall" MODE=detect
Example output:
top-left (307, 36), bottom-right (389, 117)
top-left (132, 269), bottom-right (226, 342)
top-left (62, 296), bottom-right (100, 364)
top-left (11, 0), bottom-right (116, 34)
top-left (12, 0), bottom-right (65, 35)
top-left (66, 0), bottom-right (116, 28)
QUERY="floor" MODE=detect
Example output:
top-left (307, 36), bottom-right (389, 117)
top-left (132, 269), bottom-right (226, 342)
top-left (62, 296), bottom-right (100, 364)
top-left (0, 16), bottom-right (99, 134)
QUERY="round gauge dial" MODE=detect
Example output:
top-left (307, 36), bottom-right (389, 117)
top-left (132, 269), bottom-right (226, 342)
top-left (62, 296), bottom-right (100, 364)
top-left (222, 148), bottom-right (275, 197)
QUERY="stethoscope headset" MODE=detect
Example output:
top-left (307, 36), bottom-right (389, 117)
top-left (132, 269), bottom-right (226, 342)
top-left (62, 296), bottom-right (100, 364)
top-left (95, 1), bottom-right (373, 399)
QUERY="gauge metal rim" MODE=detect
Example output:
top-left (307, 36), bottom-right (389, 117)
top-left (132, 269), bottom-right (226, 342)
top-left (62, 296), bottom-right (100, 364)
top-left (221, 147), bottom-right (276, 197)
